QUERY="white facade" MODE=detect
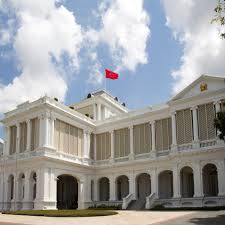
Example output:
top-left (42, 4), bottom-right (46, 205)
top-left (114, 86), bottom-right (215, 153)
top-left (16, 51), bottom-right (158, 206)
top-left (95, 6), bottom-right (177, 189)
top-left (0, 74), bottom-right (225, 211)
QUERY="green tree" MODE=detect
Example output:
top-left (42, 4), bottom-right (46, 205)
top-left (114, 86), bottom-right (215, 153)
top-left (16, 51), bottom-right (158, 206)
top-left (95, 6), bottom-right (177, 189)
top-left (212, 0), bottom-right (225, 39)
top-left (214, 111), bottom-right (225, 141)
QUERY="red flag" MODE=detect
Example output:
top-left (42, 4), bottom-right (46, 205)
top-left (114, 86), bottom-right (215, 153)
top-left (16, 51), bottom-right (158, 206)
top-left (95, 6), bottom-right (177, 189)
top-left (105, 69), bottom-right (119, 80)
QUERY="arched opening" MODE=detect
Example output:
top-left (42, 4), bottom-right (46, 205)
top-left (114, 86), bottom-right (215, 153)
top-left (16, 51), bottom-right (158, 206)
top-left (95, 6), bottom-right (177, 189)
top-left (18, 173), bottom-right (25, 201)
top-left (203, 163), bottom-right (218, 197)
top-left (99, 177), bottom-right (109, 201)
top-left (158, 170), bottom-right (173, 199)
top-left (136, 173), bottom-right (151, 200)
top-left (180, 166), bottom-right (194, 198)
top-left (116, 175), bottom-right (129, 200)
top-left (8, 175), bottom-right (14, 201)
top-left (30, 172), bottom-right (37, 202)
top-left (57, 175), bottom-right (78, 209)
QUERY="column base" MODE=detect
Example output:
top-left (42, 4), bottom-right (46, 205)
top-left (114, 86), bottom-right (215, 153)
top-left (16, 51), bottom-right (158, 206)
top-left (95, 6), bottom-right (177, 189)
top-left (22, 201), bottom-right (33, 210)
top-left (110, 157), bottom-right (115, 164)
top-left (129, 153), bottom-right (135, 160)
top-left (34, 200), bottom-right (57, 210)
top-left (192, 141), bottom-right (200, 149)
top-left (193, 194), bottom-right (204, 198)
top-left (171, 144), bottom-right (178, 153)
top-left (150, 150), bottom-right (156, 158)
top-left (216, 138), bottom-right (224, 147)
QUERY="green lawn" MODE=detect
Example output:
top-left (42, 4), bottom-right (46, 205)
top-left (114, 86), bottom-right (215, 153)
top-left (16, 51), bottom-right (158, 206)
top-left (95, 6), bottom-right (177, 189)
top-left (3, 209), bottom-right (118, 217)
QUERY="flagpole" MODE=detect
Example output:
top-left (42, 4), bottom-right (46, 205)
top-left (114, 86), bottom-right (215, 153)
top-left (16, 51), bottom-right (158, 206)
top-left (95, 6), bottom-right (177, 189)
top-left (104, 73), bottom-right (107, 92)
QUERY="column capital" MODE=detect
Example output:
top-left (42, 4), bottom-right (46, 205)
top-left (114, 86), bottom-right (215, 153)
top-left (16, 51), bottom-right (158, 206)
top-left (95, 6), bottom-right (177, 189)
top-left (150, 120), bottom-right (155, 126)
top-left (26, 118), bottom-right (31, 124)
top-left (191, 105), bottom-right (198, 111)
top-left (171, 111), bottom-right (176, 116)
top-left (213, 99), bottom-right (221, 105)
top-left (128, 125), bottom-right (134, 130)
top-left (109, 130), bottom-right (114, 135)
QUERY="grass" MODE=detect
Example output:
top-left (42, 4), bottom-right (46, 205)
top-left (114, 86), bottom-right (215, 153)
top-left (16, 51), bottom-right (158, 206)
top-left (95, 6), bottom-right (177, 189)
top-left (3, 209), bottom-right (118, 217)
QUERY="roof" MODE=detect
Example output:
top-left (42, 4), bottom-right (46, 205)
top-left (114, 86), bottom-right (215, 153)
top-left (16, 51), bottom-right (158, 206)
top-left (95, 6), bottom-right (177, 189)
top-left (169, 74), bottom-right (225, 102)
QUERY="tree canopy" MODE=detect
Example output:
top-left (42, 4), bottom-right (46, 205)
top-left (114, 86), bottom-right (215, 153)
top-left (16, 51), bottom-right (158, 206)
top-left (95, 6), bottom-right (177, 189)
top-left (212, 0), bottom-right (225, 39)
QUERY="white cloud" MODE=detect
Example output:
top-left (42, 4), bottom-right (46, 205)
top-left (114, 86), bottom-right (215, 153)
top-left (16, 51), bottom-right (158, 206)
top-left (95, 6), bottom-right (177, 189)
top-left (0, 0), bottom-right (83, 113)
top-left (162, 0), bottom-right (225, 94)
top-left (86, 0), bottom-right (150, 83)
top-left (0, 0), bottom-right (151, 112)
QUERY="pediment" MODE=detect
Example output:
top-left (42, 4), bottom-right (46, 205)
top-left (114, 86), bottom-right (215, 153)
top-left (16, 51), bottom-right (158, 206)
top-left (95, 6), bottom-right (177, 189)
top-left (170, 75), bottom-right (225, 102)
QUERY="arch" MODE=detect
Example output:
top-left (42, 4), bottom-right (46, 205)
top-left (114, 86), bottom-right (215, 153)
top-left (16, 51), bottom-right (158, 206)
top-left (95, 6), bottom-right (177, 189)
top-left (8, 174), bottom-right (14, 201)
top-left (57, 174), bottom-right (78, 209)
top-left (180, 166), bottom-right (194, 198)
top-left (202, 163), bottom-right (218, 197)
top-left (116, 175), bottom-right (129, 200)
top-left (99, 177), bottom-right (110, 201)
top-left (136, 173), bottom-right (151, 200)
top-left (29, 171), bottom-right (37, 201)
top-left (158, 170), bottom-right (173, 199)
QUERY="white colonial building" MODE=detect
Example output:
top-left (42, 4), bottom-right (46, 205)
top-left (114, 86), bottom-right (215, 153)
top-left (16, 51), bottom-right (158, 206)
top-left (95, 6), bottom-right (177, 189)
top-left (0, 74), bottom-right (225, 211)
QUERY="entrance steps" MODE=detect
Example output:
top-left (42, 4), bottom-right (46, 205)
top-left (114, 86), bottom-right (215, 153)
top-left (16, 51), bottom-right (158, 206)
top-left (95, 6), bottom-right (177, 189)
top-left (127, 199), bottom-right (146, 210)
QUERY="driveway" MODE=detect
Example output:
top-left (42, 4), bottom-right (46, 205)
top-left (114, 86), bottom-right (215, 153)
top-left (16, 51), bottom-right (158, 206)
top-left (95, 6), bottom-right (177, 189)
top-left (156, 210), bottom-right (225, 225)
top-left (1, 210), bottom-right (224, 225)
top-left (0, 211), bottom-right (194, 225)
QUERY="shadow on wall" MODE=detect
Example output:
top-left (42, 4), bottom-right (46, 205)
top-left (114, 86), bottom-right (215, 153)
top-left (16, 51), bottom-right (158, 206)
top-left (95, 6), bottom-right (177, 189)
top-left (189, 214), bottom-right (225, 225)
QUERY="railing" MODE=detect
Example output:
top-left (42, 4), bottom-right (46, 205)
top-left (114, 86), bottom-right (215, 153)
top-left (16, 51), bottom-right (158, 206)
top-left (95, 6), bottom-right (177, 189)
top-left (178, 143), bottom-right (193, 151)
top-left (114, 156), bottom-right (129, 163)
top-left (200, 139), bottom-right (217, 148)
top-left (122, 193), bottom-right (134, 209)
top-left (135, 153), bottom-right (151, 160)
top-left (157, 150), bottom-right (170, 157)
top-left (145, 193), bottom-right (156, 209)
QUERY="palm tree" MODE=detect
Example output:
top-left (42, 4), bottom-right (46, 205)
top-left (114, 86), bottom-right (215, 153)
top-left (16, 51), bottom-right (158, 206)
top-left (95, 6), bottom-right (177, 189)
top-left (214, 111), bottom-right (225, 141)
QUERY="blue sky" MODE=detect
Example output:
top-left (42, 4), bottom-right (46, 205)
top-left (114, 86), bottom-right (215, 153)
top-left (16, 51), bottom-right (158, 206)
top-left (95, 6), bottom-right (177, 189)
top-left (64, 0), bottom-right (182, 108)
top-left (0, 0), bottom-right (224, 139)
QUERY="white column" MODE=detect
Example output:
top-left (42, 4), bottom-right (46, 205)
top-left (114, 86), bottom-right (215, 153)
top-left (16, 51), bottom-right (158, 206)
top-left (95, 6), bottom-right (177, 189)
top-left (217, 160), bottom-right (225, 196)
top-left (22, 171), bottom-right (31, 210)
top-left (93, 104), bottom-right (97, 121)
top-left (83, 130), bottom-right (90, 160)
top-left (49, 172), bottom-right (57, 208)
top-left (94, 134), bottom-right (97, 161)
top-left (78, 179), bottom-right (85, 209)
top-left (129, 126), bottom-right (134, 160)
top-left (193, 162), bottom-right (203, 197)
top-left (34, 167), bottom-right (55, 210)
top-left (4, 126), bottom-right (10, 156)
top-left (214, 100), bottom-right (221, 113)
top-left (16, 123), bottom-right (20, 153)
top-left (173, 165), bottom-right (181, 198)
top-left (214, 101), bottom-right (224, 146)
top-left (110, 130), bottom-right (114, 163)
top-left (38, 116), bottom-right (42, 148)
top-left (150, 169), bottom-right (158, 198)
top-left (191, 106), bottom-right (200, 148)
top-left (150, 121), bottom-right (156, 157)
top-left (97, 103), bottom-right (101, 121)
top-left (26, 119), bottom-right (31, 151)
top-left (128, 173), bottom-right (136, 199)
top-left (42, 114), bottom-right (49, 148)
top-left (109, 175), bottom-right (116, 201)
top-left (171, 112), bottom-right (177, 152)
top-left (50, 117), bottom-right (55, 148)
